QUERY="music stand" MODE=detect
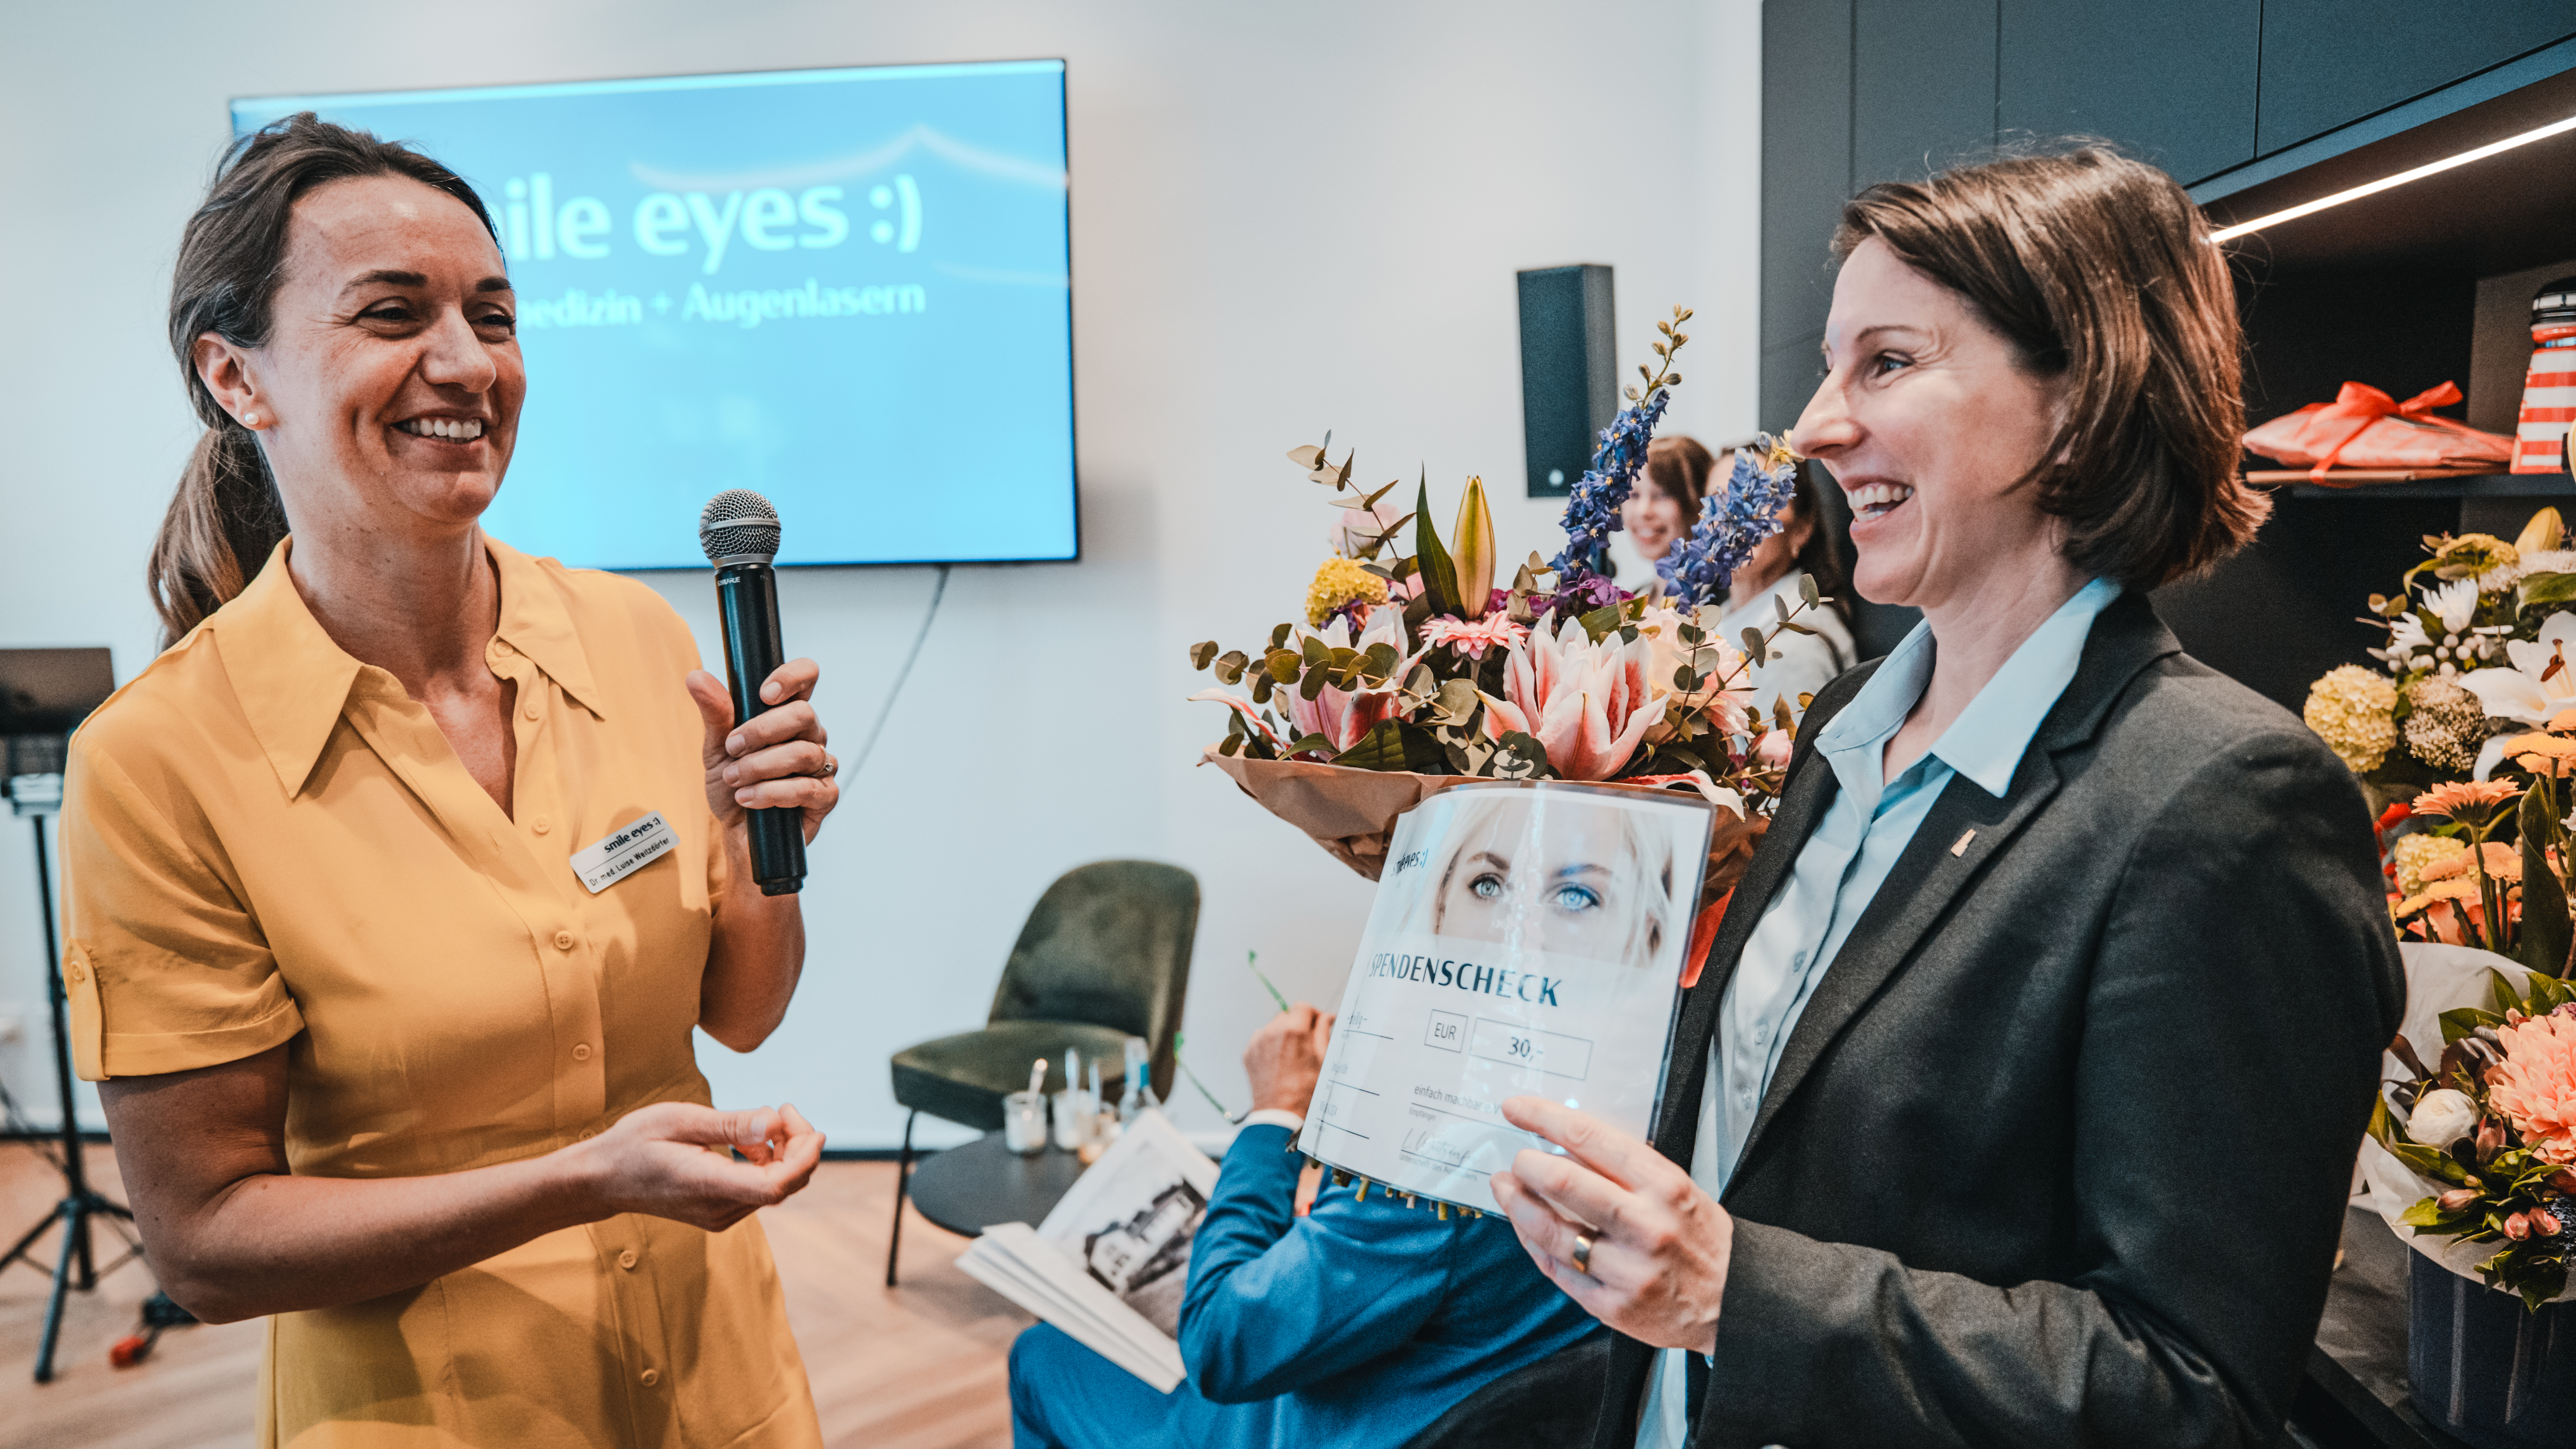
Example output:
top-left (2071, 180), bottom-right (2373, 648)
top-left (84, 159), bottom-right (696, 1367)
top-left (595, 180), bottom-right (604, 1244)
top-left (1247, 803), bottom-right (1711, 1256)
top-left (0, 646), bottom-right (139, 1382)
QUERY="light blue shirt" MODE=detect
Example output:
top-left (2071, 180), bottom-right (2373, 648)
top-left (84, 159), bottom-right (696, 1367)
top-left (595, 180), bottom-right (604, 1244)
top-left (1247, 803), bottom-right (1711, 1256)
top-left (1636, 576), bottom-right (2121, 1449)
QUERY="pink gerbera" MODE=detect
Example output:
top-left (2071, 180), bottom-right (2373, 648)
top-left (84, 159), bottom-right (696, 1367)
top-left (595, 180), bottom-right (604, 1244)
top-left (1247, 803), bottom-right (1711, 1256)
top-left (1421, 614), bottom-right (1528, 661)
top-left (2490, 1009), bottom-right (2576, 1165)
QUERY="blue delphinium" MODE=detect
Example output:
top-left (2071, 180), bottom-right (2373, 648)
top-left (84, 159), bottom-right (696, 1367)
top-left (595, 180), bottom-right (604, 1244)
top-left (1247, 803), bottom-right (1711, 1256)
top-left (1548, 387), bottom-right (1673, 579)
top-left (1659, 435), bottom-right (1801, 608)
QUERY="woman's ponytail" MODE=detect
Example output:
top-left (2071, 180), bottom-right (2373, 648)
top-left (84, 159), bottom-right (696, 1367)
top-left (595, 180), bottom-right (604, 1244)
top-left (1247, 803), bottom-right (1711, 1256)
top-left (149, 421), bottom-right (286, 646)
top-left (153, 112), bottom-right (497, 649)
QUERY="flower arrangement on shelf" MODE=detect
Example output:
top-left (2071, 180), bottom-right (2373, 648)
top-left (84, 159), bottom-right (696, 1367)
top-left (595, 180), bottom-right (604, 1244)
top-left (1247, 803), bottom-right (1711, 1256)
top-left (2303, 509), bottom-right (2576, 794)
top-left (2367, 964), bottom-right (2576, 1310)
top-left (1185, 307), bottom-right (1823, 879)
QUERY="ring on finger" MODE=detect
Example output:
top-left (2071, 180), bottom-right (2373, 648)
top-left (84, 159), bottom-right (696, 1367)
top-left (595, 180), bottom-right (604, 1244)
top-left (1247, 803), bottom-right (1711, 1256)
top-left (1571, 1230), bottom-right (1596, 1276)
top-left (813, 753), bottom-right (838, 779)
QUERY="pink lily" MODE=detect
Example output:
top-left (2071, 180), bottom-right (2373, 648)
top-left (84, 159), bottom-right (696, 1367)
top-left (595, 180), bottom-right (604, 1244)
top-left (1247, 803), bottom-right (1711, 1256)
top-left (1283, 606), bottom-right (1414, 752)
top-left (1481, 616), bottom-right (1665, 780)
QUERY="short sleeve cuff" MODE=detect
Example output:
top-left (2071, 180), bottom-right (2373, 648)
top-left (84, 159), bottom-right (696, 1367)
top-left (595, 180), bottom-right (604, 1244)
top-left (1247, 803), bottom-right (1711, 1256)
top-left (73, 944), bottom-right (306, 1081)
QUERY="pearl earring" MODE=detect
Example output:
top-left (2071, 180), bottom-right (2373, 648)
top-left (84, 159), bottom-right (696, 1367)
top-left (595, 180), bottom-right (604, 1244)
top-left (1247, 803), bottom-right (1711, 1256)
top-left (243, 411), bottom-right (261, 428)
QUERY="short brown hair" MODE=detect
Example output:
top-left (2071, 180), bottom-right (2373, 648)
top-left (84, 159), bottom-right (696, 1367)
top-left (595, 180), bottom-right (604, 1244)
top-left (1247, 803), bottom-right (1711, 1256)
top-left (1832, 146), bottom-right (2265, 589)
top-left (151, 113), bottom-right (498, 647)
top-left (1640, 436), bottom-right (1714, 532)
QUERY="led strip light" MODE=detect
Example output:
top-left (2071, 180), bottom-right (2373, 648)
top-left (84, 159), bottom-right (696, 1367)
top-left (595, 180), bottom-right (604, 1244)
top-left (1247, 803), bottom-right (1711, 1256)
top-left (2209, 112), bottom-right (2576, 243)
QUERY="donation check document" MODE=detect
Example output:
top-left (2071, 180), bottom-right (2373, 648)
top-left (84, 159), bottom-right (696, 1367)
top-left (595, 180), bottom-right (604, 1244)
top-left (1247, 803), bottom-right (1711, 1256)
top-left (1297, 782), bottom-right (1713, 1212)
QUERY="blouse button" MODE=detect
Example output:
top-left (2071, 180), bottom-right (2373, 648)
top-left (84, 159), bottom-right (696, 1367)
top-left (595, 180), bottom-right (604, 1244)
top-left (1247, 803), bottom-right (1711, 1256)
top-left (573, 1043), bottom-right (593, 1061)
top-left (639, 1368), bottom-right (660, 1387)
top-left (554, 930), bottom-right (576, 950)
top-left (524, 703), bottom-right (542, 721)
top-left (532, 817), bottom-right (551, 835)
top-left (67, 960), bottom-right (86, 983)
top-left (618, 1249), bottom-right (638, 1270)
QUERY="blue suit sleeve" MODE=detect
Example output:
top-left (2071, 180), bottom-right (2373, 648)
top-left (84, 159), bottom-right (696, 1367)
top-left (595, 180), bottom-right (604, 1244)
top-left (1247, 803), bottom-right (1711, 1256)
top-left (1178, 1125), bottom-right (1461, 1404)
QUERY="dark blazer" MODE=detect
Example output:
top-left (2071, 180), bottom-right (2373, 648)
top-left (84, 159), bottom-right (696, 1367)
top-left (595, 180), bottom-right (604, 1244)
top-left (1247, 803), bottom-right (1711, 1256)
top-left (1592, 591), bottom-right (2404, 1449)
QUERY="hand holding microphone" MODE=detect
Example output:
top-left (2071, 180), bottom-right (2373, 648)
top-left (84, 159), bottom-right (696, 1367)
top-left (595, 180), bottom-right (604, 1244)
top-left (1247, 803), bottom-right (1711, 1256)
top-left (688, 491), bottom-right (836, 895)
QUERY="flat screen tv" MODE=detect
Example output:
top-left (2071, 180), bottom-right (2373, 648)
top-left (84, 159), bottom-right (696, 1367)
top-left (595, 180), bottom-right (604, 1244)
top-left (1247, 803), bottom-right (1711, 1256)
top-left (234, 60), bottom-right (1077, 570)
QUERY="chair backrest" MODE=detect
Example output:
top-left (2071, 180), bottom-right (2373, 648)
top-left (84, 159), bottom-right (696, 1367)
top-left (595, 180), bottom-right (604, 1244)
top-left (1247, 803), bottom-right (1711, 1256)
top-left (1398, 1336), bottom-right (1611, 1449)
top-left (987, 860), bottom-right (1198, 1100)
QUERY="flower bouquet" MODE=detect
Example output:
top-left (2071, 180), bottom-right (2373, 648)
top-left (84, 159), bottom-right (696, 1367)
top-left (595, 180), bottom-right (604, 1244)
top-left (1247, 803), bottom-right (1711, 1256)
top-left (2357, 940), bottom-right (2576, 1447)
top-left (2303, 509), bottom-right (2576, 977)
top-left (1185, 309), bottom-right (1825, 896)
top-left (2363, 944), bottom-right (2576, 1311)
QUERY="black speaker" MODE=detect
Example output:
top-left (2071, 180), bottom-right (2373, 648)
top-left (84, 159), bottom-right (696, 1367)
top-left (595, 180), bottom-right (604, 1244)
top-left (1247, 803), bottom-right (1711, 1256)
top-left (1517, 264), bottom-right (1616, 498)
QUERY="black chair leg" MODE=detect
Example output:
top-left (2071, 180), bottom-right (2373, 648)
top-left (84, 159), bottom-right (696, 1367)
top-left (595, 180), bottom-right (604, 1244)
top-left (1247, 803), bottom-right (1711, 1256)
top-left (885, 1110), bottom-right (917, 1288)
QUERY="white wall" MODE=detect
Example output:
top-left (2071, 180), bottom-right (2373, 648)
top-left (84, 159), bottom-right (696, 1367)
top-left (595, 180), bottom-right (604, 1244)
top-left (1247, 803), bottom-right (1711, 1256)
top-left (0, 0), bottom-right (1762, 1146)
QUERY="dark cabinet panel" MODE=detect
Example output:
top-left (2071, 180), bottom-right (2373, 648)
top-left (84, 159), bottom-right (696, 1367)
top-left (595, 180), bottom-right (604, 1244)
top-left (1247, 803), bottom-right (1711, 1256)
top-left (1761, 0), bottom-right (1854, 350)
top-left (1997, 0), bottom-right (2258, 185)
top-left (2258, 0), bottom-right (2576, 155)
top-left (1761, 333), bottom-right (1828, 435)
top-left (1851, 0), bottom-right (1998, 187)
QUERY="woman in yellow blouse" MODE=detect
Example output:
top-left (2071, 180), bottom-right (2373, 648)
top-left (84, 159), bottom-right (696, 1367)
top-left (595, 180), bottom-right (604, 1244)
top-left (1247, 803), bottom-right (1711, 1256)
top-left (66, 115), bottom-right (836, 1446)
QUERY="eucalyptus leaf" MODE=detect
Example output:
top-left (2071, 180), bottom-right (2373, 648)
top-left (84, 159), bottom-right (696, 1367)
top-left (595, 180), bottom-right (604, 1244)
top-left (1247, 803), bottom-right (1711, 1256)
top-left (1214, 650), bottom-right (1249, 685)
top-left (1336, 720), bottom-right (1446, 773)
top-left (1799, 575), bottom-right (1821, 606)
top-left (1270, 623), bottom-right (1294, 651)
top-left (1190, 640), bottom-right (1220, 670)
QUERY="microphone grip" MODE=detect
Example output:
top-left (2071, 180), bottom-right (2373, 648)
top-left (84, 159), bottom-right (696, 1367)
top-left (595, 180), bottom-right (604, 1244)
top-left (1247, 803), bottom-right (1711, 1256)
top-left (714, 562), bottom-right (807, 896)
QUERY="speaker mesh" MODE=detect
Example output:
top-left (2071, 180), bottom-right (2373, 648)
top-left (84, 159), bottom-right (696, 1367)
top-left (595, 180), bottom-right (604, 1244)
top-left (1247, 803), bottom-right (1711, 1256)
top-left (698, 489), bottom-right (781, 564)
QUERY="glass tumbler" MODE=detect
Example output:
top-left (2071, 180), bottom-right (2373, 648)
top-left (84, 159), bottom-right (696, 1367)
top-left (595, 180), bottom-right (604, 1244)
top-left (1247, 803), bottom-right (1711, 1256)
top-left (1001, 1089), bottom-right (1048, 1155)
top-left (1052, 1089), bottom-right (1095, 1150)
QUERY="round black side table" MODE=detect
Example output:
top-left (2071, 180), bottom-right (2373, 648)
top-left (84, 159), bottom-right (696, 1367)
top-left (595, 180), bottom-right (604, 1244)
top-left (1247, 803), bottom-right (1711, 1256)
top-left (904, 1134), bottom-right (1087, 1240)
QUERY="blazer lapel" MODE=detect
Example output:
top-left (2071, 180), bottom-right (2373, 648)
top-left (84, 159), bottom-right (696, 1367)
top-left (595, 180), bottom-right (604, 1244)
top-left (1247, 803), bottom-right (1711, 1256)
top-left (1724, 754), bottom-right (2062, 1181)
top-left (1647, 682), bottom-right (1853, 1166)
top-left (1723, 591), bottom-right (2184, 1182)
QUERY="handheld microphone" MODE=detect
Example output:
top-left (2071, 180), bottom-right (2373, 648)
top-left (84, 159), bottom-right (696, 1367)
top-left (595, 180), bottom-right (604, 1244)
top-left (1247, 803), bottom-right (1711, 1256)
top-left (699, 490), bottom-right (806, 896)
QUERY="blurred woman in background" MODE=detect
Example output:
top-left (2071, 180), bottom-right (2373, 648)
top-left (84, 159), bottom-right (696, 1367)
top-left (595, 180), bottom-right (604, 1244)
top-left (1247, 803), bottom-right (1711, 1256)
top-left (1715, 461), bottom-right (1857, 712)
top-left (1608, 436), bottom-right (1716, 588)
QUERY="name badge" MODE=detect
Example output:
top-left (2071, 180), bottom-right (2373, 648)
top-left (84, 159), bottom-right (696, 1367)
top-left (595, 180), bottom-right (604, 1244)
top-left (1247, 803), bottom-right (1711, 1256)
top-left (570, 811), bottom-right (676, 894)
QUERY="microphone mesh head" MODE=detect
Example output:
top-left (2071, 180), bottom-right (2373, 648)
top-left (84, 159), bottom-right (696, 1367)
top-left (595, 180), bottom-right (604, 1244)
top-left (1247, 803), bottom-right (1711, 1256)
top-left (698, 490), bottom-right (781, 564)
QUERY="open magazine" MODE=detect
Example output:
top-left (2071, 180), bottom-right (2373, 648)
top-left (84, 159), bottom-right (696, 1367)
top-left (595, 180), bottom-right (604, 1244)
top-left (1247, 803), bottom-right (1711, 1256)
top-left (954, 1109), bottom-right (1219, 1391)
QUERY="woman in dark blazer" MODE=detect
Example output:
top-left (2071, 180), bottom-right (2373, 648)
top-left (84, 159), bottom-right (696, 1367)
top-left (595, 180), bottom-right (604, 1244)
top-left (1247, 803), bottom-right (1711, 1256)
top-left (1488, 148), bottom-right (2406, 1448)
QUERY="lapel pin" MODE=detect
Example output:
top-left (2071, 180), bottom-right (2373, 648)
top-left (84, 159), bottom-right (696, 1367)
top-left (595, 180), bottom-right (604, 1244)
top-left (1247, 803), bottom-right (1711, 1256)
top-left (1950, 828), bottom-right (1977, 857)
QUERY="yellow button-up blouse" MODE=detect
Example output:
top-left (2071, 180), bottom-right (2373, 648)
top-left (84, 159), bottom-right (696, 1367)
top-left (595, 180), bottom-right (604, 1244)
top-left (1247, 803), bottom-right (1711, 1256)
top-left (60, 537), bottom-right (821, 1449)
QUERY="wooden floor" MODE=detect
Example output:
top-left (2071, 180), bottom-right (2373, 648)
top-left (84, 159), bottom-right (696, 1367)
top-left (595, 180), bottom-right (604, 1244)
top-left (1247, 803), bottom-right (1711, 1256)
top-left (0, 1143), bottom-right (1029, 1449)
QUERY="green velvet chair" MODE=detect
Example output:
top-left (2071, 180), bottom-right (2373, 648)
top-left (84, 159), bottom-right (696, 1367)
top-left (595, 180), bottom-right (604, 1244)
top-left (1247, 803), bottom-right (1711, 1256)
top-left (885, 859), bottom-right (1198, 1283)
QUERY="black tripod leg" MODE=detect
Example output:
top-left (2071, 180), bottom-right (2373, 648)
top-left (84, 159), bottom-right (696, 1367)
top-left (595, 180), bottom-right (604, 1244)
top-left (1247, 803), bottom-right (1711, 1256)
top-left (1, 1206), bottom-right (57, 1274)
top-left (885, 1109), bottom-right (916, 1288)
top-left (34, 1199), bottom-right (79, 1384)
top-left (73, 1195), bottom-right (96, 1292)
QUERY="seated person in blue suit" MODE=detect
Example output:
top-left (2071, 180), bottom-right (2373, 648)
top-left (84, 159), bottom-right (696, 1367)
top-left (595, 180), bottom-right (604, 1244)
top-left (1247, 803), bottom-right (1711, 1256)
top-left (1009, 1001), bottom-right (1602, 1449)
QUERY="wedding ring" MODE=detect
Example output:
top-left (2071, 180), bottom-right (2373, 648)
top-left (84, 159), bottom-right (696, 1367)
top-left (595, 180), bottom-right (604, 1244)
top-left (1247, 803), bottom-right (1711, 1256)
top-left (1571, 1231), bottom-right (1596, 1276)
top-left (814, 755), bottom-right (838, 779)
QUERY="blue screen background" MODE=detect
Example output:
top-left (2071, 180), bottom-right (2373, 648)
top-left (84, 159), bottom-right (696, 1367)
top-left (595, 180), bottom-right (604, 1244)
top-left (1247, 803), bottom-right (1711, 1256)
top-left (234, 61), bottom-right (1076, 570)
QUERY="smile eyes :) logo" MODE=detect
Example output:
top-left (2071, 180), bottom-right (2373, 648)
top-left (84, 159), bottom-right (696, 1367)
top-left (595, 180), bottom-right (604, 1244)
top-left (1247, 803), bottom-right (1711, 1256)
top-left (494, 173), bottom-right (922, 275)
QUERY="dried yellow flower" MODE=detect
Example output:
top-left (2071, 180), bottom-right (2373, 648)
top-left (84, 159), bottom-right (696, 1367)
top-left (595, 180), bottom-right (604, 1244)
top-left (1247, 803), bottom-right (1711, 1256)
top-left (1304, 555), bottom-right (1388, 627)
top-left (2303, 664), bottom-right (2398, 773)
top-left (2394, 834), bottom-right (2468, 898)
top-left (2430, 533), bottom-right (2518, 583)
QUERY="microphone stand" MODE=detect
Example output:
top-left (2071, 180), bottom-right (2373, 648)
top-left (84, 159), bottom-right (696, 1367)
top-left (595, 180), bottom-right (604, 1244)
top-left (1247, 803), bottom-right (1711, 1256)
top-left (0, 770), bottom-right (142, 1382)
